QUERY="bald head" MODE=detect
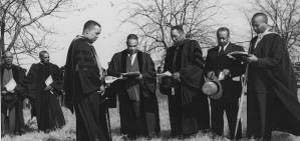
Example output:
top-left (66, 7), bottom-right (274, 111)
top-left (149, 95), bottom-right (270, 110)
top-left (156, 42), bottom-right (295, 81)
top-left (3, 51), bottom-right (13, 66)
top-left (251, 13), bottom-right (269, 34)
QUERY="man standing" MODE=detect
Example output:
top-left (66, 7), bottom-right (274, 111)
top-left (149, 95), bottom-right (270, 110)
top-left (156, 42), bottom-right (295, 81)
top-left (161, 25), bottom-right (209, 138)
top-left (246, 13), bottom-right (300, 140)
top-left (1, 51), bottom-right (26, 135)
top-left (107, 34), bottom-right (160, 139)
top-left (64, 20), bottom-right (110, 141)
top-left (27, 51), bottom-right (65, 132)
top-left (205, 27), bottom-right (245, 139)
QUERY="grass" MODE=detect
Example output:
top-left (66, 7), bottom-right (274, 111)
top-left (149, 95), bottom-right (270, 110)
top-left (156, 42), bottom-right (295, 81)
top-left (2, 92), bottom-right (300, 141)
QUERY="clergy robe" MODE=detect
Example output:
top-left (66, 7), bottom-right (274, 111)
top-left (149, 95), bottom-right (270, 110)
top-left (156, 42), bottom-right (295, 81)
top-left (247, 33), bottom-right (300, 139)
top-left (163, 39), bottom-right (210, 136)
top-left (205, 43), bottom-right (245, 139)
top-left (107, 50), bottom-right (160, 137)
top-left (1, 64), bottom-right (26, 135)
top-left (27, 62), bottom-right (65, 132)
top-left (64, 35), bottom-right (110, 141)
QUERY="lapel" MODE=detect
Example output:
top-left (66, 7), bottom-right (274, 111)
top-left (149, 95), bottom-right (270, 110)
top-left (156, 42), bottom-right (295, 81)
top-left (121, 50), bottom-right (127, 73)
top-left (121, 50), bottom-right (143, 73)
top-left (137, 51), bottom-right (143, 73)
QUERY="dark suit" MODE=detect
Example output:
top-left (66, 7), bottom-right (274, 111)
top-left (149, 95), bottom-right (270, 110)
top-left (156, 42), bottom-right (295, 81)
top-left (205, 43), bottom-right (245, 139)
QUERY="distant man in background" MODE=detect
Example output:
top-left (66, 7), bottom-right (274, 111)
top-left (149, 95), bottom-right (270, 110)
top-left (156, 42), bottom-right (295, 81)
top-left (1, 51), bottom-right (26, 136)
top-left (64, 20), bottom-right (110, 141)
top-left (204, 27), bottom-right (245, 139)
top-left (161, 25), bottom-right (209, 138)
top-left (246, 12), bottom-right (300, 140)
top-left (107, 34), bottom-right (160, 139)
top-left (27, 51), bottom-right (65, 132)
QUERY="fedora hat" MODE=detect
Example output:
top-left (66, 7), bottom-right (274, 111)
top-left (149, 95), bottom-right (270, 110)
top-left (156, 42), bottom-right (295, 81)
top-left (202, 79), bottom-right (223, 99)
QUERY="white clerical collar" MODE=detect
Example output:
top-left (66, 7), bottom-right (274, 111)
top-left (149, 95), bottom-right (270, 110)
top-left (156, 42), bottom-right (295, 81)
top-left (219, 42), bottom-right (230, 52)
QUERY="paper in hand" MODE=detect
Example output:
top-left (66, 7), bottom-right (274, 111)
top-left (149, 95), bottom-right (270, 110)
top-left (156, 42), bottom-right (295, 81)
top-left (45, 75), bottom-right (53, 86)
top-left (5, 78), bottom-right (17, 92)
top-left (157, 71), bottom-right (172, 77)
top-left (105, 76), bottom-right (121, 84)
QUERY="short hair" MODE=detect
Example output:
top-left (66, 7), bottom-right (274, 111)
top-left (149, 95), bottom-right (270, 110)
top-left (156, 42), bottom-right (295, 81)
top-left (171, 25), bottom-right (184, 33)
top-left (83, 20), bottom-right (101, 32)
top-left (3, 51), bottom-right (13, 58)
top-left (216, 27), bottom-right (230, 37)
top-left (127, 34), bottom-right (138, 41)
top-left (252, 13), bottom-right (268, 23)
top-left (39, 50), bottom-right (49, 58)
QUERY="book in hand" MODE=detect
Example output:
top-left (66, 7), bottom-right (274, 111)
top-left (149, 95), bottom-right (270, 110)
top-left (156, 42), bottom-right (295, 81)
top-left (227, 51), bottom-right (250, 61)
top-left (45, 75), bottom-right (53, 86)
top-left (105, 76), bottom-right (122, 84)
top-left (5, 78), bottom-right (17, 92)
top-left (121, 71), bottom-right (141, 78)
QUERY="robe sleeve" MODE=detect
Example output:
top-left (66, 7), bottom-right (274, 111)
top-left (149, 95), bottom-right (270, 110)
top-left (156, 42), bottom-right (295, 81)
top-left (50, 64), bottom-right (63, 92)
top-left (228, 46), bottom-right (246, 77)
top-left (14, 67), bottom-right (27, 96)
top-left (107, 54), bottom-right (122, 77)
top-left (180, 40), bottom-right (205, 89)
top-left (204, 49), bottom-right (214, 76)
top-left (252, 34), bottom-right (284, 69)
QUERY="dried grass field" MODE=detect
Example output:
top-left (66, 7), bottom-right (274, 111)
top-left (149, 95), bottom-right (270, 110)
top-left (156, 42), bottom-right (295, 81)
top-left (2, 91), bottom-right (300, 141)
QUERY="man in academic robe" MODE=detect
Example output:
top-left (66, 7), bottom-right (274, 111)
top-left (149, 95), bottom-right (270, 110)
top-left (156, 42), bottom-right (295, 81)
top-left (1, 51), bottom-right (26, 135)
top-left (161, 25), bottom-right (210, 138)
top-left (64, 20), bottom-right (110, 141)
top-left (107, 34), bottom-right (160, 139)
top-left (246, 13), bottom-right (300, 140)
top-left (27, 51), bottom-right (65, 132)
top-left (204, 27), bottom-right (245, 139)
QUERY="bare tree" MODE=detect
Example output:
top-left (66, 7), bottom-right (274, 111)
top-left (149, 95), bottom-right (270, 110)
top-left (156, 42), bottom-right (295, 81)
top-left (0, 0), bottom-right (73, 57)
top-left (122, 0), bottom-right (219, 53)
top-left (253, 0), bottom-right (300, 49)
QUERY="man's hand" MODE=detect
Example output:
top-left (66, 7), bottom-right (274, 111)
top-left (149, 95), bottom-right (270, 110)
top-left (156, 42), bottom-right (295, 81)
top-left (173, 72), bottom-right (180, 81)
top-left (246, 54), bottom-right (258, 63)
top-left (138, 73), bottom-right (143, 80)
top-left (223, 69), bottom-right (230, 76)
top-left (207, 71), bottom-right (216, 80)
top-left (44, 85), bottom-right (53, 91)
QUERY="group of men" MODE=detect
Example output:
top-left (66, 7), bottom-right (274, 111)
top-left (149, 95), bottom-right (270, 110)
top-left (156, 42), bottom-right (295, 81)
top-left (2, 12), bottom-right (300, 141)
top-left (1, 51), bottom-right (66, 135)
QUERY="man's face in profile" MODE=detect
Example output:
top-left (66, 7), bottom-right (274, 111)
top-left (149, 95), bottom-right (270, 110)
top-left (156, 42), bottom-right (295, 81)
top-left (40, 53), bottom-right (50, 64)
top-left (171, 29), bottom-right (185, 44)
top-left (252, 16), bottom-right (265, 34)
top-left (127, 39), bottom-right (138, 54)
top-left (86, 25), bottom-right (101, 42)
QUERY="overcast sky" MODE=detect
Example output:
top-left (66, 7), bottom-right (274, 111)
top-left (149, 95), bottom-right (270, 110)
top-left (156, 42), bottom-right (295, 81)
top-left (19, 0), bottom-right (255, 70)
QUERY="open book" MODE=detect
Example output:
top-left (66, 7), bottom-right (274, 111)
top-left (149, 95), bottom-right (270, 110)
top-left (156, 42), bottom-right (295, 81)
top-left (5, 78), bottom-right (17, 92)
top-left (227, 51), bottom-right (250, 61)
top-left (121, 72), bottom-right (141, 78)
top-left (45, 75), bottom-right (53, 86)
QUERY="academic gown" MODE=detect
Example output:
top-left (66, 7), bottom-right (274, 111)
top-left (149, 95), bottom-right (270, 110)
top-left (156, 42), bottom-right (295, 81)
top-left (27, 62), bottom-right (65, 132)
top-left (247, 33), bottom-right (300, 138)
top-left (1, 64), bottom-right (26, 134)
top-left (64, 35), bottom-right (110, 141)
top-left (107, 50), bottom-right (160, 137)
top-left (163, 39), bottom-right (210, 136)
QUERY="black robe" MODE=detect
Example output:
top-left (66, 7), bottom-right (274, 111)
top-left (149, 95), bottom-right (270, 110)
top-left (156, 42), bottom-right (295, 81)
top-left (64, 35), bottom-right (110, 141)
top-left (107, 50), bottom-right (160, 137)
top-left (27, 62), bottom-right (65, 132)
top-left (247, 33), bottom-right (300, 137)
top-left (1, 64), bottom-right (26, 134)
top-left (163, 39), bottom-right (210, 136)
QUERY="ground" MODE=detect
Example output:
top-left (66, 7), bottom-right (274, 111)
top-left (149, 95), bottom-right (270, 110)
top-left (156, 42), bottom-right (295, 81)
top-left (2, 92), bottom-right (300, 141)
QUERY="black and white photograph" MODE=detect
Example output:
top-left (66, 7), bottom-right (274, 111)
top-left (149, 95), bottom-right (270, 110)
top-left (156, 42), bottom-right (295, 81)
top-left (1, 0), bottom-right (300, 140)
